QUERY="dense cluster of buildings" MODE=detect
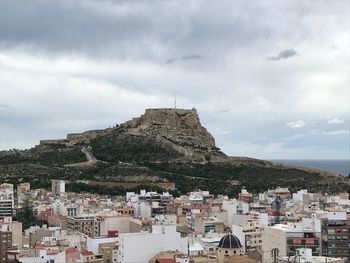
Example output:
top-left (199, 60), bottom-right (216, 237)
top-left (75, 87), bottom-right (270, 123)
top-left (0, 181), bottom-right (349, 263)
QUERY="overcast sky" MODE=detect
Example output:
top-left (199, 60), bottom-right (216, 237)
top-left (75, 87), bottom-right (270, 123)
top-left (0, 0), bottom-right (349, 159)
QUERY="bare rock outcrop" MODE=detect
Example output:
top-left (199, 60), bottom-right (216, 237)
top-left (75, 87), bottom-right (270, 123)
top-left (120, 108), bottom-right (225, 162)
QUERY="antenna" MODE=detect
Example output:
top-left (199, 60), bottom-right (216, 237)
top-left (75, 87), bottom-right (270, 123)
top-left (174, 94), bottom-right (177, 109)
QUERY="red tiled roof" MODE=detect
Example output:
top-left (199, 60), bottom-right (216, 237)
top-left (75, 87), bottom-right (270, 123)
top-left (65, 247), bottom-right (79, 253)
top-left (81, 250), bottom-right (94, 256)
top-left (35, 246), bottom-right (45, 250)
top-left (157, 259), bottom-right (175, 263)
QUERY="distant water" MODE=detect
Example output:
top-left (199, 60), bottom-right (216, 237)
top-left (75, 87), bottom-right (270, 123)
top-left (271, 159), bottom-right (349, 177)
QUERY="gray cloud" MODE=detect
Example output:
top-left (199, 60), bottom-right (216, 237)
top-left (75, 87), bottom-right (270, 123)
top-left (267, 49), bottom-right (298, 61)
top-left (164, 54), bottom-right (202, 64)
top-left (0, 0), bottom-right (348, 159)
top-left (0, 0), bottom-right (311, 65)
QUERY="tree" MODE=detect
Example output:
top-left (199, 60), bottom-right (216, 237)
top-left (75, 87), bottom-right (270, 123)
top-left (14, 193), bottom-right (46, 230)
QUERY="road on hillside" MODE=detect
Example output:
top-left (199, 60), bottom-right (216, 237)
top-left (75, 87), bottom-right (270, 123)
top-left (64, 147), bottom-right (98, 167)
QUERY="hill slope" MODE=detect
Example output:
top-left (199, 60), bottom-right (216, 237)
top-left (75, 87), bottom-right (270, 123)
top-left (0, 108), bottom-right (349, 196)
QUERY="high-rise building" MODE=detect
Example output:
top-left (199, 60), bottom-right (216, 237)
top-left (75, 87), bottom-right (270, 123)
top-left (51, 180), bottom-right (65, 195)
top-left (321, 212), bottom-right (350, 263)
top-left (0, 200), bottom-right (12, 220)
top-left (0, 227), bottom-right (12, 263)
top-left (0, 184), bottom-right (14, 220)
top-left (0, 217), bottom-right (22, 251)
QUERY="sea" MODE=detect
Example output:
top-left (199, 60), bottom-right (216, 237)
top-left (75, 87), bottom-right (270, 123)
top-left (270, 159), bottom-right (349, 177)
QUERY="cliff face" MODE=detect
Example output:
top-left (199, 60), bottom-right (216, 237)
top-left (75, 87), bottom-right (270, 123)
top-left (117, 108), bottom-right (224, 162)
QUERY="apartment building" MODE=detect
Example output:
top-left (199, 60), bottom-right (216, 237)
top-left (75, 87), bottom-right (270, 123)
top-left (51, 180), bottom-right (65, 196)
top-left (262, 222), bottom-right (322, 263)
top-left (232, 219), bottom-right (263, 253)
top-left (0, 218), bottom-right (22, 250)
top-left (0, 228), bottom-right (12, 263)
top-left (321, 212), bottom-right (350, 263)
top-left (67, 215), bottom-right (95, 236)
top-left (0, 184), bottom-right (14, 220)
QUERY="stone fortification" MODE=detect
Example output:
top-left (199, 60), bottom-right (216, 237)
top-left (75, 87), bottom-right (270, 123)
top-left (120, 108), bottom-right (224, 162)
top-left (40, 128), bottom-right (114, 146)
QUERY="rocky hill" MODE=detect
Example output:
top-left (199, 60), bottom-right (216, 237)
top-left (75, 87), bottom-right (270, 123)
top-left (90, 108), bottom-right (225, 163)
top-left (0, 108), bottom-right (349, 196)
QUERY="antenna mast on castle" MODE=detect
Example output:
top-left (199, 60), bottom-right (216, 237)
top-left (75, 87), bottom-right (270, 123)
top-left (174, 94), bottom-right (177, 109)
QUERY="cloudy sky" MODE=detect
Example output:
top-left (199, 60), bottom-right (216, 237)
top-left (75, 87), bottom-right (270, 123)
top-left (0, 0), bottom-right (349, 159)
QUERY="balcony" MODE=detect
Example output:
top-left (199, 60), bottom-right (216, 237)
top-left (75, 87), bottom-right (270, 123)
top-left (287, 238), bottom-right (319, 246)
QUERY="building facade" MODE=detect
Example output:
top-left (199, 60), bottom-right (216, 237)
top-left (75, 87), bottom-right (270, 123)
top-left (321, 215), bottom-right (350, 263)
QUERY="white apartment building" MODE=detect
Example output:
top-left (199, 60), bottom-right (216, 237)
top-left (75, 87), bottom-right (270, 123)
top-left (0, 184), bottom-right (14, 219)
top-left (18, 249), bottom-right (66, 263)
top-left (114, 218), bottom-right (188, 263)
top-left (232, 219), bottom-right (264, 253)
top-left (51, 180), bottom-right (65, 195)
top-left (221, 199), bottom-right (249, 226)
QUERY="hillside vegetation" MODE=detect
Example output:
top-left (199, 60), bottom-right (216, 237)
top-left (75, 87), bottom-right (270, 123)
top-left (0, 108), bottom-right (349, 197)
